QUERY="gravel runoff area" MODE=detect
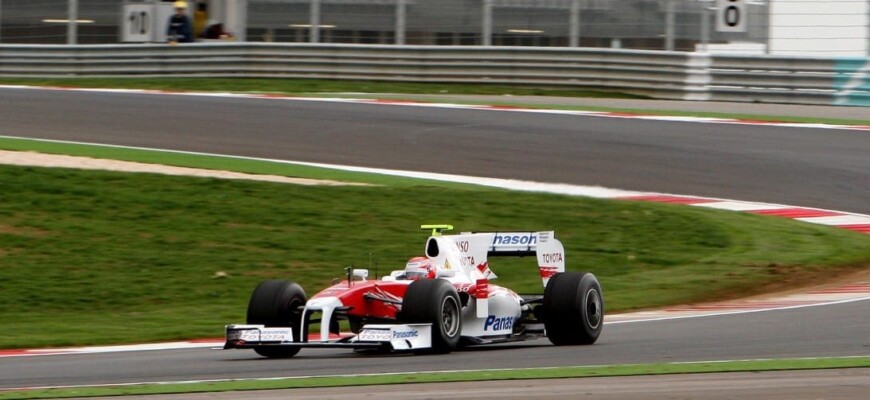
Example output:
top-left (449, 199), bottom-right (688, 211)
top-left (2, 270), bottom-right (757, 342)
top-left (0, 150), bottom-right (370, 186)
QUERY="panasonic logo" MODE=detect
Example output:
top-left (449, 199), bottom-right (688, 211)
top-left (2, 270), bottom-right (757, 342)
top-left (392, 330), bottom-right (419, 339)
top-left (484, 315), bottom-right (514, 331)
top-left (492, 233), bottom-right (537, 246)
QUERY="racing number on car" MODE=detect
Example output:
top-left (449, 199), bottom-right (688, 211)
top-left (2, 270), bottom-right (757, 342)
top-left (716, 0), bottom-right (747, 32)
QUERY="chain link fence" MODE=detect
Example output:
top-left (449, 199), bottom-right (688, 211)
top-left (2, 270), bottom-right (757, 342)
top-left (0, 0), bottom-right (120, 44)
top-left (0, 1), bottom-right (867, 55)
top-left (246, 0), bottom-right (772, 50)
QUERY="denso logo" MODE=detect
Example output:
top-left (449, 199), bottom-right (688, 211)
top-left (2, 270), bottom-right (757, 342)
top-left (484, 315), bottom-right (514, 331)
top-left (492, 233), bottom-right (537, 246)
top-left (392, 330), bottom-right (419, 339)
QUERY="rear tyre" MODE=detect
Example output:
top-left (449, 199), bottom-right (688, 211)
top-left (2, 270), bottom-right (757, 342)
top-left (542, 272), bottom-right (603, 345)
top-left (400, 279), bottom-right (462, 353)
top-left (246, 279), bottom-right (307, 358)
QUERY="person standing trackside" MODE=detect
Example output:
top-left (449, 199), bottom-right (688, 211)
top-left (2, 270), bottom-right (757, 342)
top-left (167, 1), bottom-right (194, 44)
top-left (193, 2), bottom-right (208, 39)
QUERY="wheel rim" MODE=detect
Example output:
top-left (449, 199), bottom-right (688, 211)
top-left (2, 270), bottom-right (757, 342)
top-left (584, 289), bottom-right (602, 329)
top-left (440, 296), bottom-right (460, 337)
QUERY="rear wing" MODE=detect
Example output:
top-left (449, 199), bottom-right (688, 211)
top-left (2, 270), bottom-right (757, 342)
top-left (484, 231), bottom-right (566, 287)
top-left (486, 231), bottom-right (544, 256)
top-left (423, 227), bottom-right (565, 319)
top-left (423, 228), bottom-right (565, 288)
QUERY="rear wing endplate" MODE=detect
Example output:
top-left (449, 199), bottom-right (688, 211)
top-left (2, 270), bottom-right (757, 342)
top-left (465, 231), bottom-right (566, 287)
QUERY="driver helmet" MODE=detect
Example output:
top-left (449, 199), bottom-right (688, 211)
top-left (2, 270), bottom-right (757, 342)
top-left (404, 256), bottom-right (434, 280)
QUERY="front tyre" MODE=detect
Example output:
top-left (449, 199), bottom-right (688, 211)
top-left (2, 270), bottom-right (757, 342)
top-left (246, 279), bottom-right (307, 358)
top-left (400, 279), bottom-right (462, 353)
top-left (542, 272), bottom-right (604, 345)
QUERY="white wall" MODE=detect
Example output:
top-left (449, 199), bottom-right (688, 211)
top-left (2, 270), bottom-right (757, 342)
top-left (769, 0), bottom-right (869, 56)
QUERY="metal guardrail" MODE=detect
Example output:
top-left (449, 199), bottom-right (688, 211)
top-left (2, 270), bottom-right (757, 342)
top-left (0, 43), bottom-right (867, 106)
top-left (708, 55), bottom-right (869, 106)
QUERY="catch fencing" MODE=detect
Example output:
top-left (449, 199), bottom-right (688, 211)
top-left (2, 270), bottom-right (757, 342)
top-left (0, 43), bottom-right (867, 106)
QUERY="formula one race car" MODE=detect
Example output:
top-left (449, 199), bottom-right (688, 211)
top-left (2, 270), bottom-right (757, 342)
top-left (224, 225), bottom-right (603, 357)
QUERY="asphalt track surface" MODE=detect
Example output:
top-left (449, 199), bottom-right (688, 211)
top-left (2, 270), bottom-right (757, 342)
top-left (2, 300), bottom-right (870, 389)
top-left (0, 87), bottom-right (868, 392)
top-left (0, 88), bottom-right (868, 215)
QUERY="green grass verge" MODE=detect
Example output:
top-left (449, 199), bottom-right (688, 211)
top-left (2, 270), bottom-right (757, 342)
top-left (1, 357), bottom-right (868, 399)
top-left (1, 139), bottom-right (870, 349)
top-left (0, 77), bottom-right (643, 99)
top-left (3, 77), bottom-right (867, 125)
top-left (0, 136), bottom-right (444, 188)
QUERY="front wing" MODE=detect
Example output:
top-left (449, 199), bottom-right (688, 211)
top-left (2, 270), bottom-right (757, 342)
top-left (224, 323), bottom-right (433, 351)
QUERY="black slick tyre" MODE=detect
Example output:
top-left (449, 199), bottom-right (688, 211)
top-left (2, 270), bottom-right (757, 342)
top-left (246, 279), bottom-right (307, 358)
top-left (400, 279), bottom-right (462, 353)
top-left (542, 272), bottom-right (604, 345)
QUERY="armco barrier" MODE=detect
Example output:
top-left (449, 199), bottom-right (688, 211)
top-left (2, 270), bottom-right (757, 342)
top-left (707, 54), bottom-right (869, 106)
top-left (0, 43), bottom-right (867, 106)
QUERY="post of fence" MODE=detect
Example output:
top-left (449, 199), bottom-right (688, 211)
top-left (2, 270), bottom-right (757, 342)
top-left (482, 0), bottom-right (492, 46)
top-left (569, 0), bottom-right (580, 47)
top-left (68, 0), bottom-right (79, 45)
top-left (395, 0), bottom-right (406, 45)
top-left (310, 0), bottom-right (321, 43)
top-left (665, 0), bottom-right (675, 51)
top-left (700, 4), bottom-right (710, 52)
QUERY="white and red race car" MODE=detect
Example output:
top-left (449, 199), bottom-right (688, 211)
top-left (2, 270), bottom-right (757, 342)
top-left (224, 225), bottom-right (603, 357)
